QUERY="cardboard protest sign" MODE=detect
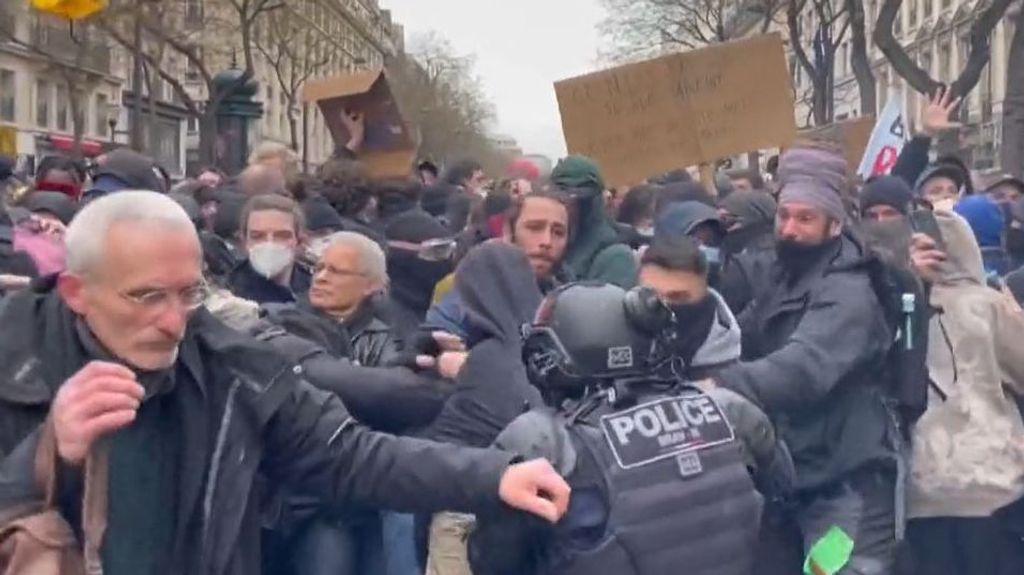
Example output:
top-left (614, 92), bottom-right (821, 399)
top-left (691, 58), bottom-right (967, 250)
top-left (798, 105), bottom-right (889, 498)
top-left (857, 97), bottom-right (907, 180)
top-left (303, 69), bottom-right (416, 178)
top-left (801, 116), bottom-right (875, 175)
top-left (555, 34), bottom-right (797, 187)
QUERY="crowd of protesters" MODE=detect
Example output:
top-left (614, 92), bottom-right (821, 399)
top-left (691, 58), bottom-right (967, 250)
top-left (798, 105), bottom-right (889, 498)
top-left (0, 87), bottom-right (1022, 575)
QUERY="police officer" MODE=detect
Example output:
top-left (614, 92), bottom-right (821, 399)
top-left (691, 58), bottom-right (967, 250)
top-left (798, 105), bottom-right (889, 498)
top-left (468, 282), bottom-right (793, 575)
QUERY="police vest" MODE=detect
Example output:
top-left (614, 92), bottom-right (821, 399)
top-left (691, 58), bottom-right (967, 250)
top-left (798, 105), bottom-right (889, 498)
top-left (547, 391), bottom-right (763, 575)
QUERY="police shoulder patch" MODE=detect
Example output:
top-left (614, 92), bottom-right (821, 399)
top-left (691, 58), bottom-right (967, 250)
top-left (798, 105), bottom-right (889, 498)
top-left (607, 346), bottom-right (633, 369)
top-left (599, 393), bottom-right (735, 470)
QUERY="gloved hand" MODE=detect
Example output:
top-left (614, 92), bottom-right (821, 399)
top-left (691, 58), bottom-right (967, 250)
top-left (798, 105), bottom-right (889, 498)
top-left (388, 330), bottom-right (465, 376)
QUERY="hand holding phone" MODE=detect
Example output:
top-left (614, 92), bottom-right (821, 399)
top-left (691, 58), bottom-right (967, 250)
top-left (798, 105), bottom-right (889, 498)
top-left (909, 209), bottom-right (946, 252)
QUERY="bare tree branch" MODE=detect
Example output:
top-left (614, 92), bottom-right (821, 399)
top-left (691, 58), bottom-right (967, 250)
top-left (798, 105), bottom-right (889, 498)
top-left (874, 0), bottom-right (1013, 99)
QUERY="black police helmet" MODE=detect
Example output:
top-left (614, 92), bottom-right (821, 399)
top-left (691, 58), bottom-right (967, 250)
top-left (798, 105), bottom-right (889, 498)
top-left (523, 282), bottom-right (673, 394)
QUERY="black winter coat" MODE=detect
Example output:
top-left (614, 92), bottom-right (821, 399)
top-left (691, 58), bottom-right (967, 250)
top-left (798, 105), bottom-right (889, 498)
top-left (256, 304), bottom-right (438, 434)
top-left (226, 259), bottom-right (313, 305)
top-left (0, 283), bottom-right (514, 575)
top-left (715, 233), bottom-right (899, 491)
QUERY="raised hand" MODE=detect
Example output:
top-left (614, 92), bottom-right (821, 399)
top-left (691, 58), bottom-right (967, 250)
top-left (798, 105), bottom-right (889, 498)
top-left (921, 86), bottom-right (963, 138)
top-left (52, 361), bottom-right (144, 465)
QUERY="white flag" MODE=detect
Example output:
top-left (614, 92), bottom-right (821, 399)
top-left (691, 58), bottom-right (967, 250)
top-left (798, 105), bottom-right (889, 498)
top-left (857, 97), bottom-right (908, 180)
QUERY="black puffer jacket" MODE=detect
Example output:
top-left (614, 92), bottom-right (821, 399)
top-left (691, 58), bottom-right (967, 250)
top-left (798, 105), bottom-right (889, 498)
top-left (0, 281), bottom-right (515, 575)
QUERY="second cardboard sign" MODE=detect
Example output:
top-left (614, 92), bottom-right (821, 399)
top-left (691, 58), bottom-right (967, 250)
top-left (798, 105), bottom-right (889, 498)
top-left (555, 33), bottom-right (797, 187)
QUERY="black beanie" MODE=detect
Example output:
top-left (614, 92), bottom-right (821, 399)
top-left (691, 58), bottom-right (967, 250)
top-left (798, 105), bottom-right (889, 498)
top-left (861, 175), bottom-right (914, 217)
top-left (303, 196), bottom-right (344, 233)
top-left (421, 184), bottom-right (457, 218)
top-left (384, 210), bottom-right (450, 243)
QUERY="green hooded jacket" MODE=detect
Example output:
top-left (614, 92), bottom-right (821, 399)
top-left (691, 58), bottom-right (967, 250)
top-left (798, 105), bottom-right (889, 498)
top-left (550, 156), bottom-right (637, 288)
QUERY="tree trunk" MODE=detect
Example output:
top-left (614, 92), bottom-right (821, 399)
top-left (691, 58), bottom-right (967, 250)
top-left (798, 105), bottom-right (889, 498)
top-left (1001, 6), bottom-right (1024, 177)
top-left (302, 102), bottom-right (310, 173)
top-left (287, 97), bottom-right (299, 152)
top-left (143, 62), bottom-right (159, 156)
top-left (812, 72), bottom-right (829, 125)
top-left (847, 0), bottom-right (876, 116)
top-left (130, 11), bottom-right (144, 150)
top-left (70, 82), bottom-right (86, 160)
top-left (875, 0), bottom-right (1013, 99)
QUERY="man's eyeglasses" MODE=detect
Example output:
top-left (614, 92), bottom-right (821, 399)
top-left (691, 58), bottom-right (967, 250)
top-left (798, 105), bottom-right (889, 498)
top-left (119, 282), bottom-right (211, 313)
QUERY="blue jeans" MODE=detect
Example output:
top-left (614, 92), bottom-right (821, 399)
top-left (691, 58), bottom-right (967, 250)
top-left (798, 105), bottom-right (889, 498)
top-left (381, 511), bottom-right (423, 575)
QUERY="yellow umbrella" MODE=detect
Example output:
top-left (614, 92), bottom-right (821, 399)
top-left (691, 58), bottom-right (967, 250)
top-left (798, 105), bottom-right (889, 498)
top-left (31, 0), bottom-right (107, 20)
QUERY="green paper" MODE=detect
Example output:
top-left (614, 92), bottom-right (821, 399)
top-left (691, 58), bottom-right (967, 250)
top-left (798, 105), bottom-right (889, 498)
top-left (803, 526), bottom-right (854, 575)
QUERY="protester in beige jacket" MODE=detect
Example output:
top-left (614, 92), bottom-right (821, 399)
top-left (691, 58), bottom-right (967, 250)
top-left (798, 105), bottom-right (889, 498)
top-left (906, 207), bottom-right (1024, 574)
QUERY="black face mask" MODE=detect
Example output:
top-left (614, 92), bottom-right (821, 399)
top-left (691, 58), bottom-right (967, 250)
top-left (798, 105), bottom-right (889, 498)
top-left (775, 236), bottom-right (840, 278)
top-left (722, 223), bottom-right (770, 257)
top-left (668, 294), bottom-right (718, 368)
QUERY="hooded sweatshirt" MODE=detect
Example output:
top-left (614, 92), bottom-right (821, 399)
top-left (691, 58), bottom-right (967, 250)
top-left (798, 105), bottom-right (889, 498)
top-left (550, 156), bottom-right (637, 288)
top-left (908, 209), bottom-right (1024, 519)
top-left (953, 194), bottom-right (1011, 278)
top-left (419, 243), bottom-right (543, 448)
top-left (689, 289), bottom-right (742, 376)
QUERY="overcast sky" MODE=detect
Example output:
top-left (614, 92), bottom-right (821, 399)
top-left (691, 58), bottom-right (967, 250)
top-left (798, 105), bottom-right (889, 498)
top-left (381, 0), bottom-right (607, 161)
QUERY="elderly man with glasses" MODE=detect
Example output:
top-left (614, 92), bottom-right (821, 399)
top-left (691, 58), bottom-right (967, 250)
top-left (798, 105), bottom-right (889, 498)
top-left (0, 191), bottom-right (570, 575)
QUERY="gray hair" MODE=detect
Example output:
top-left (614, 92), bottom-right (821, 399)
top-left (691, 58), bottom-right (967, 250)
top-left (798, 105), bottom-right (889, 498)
top-left (238, 164), bottom-right (288, 197)
top-left (317, 231), bottom-right (388, 288)
top-left (248, 141), bottom-right (299, 173)
top-left (65, 190), bottom-right (198, 275)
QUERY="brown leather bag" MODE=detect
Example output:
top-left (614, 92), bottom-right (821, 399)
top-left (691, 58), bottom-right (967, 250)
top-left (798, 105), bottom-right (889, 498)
top-left (0, 420), bottom-right (108, 574)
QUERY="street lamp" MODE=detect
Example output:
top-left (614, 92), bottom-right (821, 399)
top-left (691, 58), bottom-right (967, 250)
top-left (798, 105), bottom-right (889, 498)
top-left (104, 102), bottom-right (122, 144)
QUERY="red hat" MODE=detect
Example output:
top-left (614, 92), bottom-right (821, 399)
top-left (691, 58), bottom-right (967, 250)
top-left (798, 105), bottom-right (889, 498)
top-left (507, 158), bottom-right (540, 182)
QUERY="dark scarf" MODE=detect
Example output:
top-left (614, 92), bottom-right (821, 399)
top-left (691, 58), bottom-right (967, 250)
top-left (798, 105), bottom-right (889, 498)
top-left (668, 294), bottom-right (718, 368)
top-left (722, 222), bottom-right (773, 259)
top-left (5, 284), bottom-right (184, 575)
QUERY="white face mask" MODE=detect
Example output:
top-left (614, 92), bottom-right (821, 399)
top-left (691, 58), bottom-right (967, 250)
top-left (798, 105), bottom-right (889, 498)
top-left (249, 242), bottom-right (295, 279)
top-left (635, 225), bottom-right (655, 238)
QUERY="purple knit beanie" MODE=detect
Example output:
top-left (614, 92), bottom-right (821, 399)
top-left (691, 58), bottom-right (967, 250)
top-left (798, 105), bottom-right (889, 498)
top-left (777, 147), bottom-right (848, 222)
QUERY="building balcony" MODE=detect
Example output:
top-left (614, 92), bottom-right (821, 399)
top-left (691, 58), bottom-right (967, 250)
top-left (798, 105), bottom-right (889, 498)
top-left (29, 23), bottom-right (112, 75)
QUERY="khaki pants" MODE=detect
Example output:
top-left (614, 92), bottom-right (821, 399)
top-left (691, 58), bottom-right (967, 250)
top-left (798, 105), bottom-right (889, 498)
top-left (425, 512), bottom-right (476, 575)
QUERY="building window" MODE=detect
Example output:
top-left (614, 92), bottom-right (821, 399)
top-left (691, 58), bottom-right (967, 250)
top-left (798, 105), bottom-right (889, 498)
top-left (55, 83), bottom-right (69, 131)
top-left (908, 0), bottom-right (918, 29)
top-left (187, 115), bottom-right (198, 134)
top-left (185, 47), bottom-right (203, 81)
top-left (980, 64), bottom-right (993, 122)
top-left (923, 0), bottom-right (932, 20)
top-left (185, 0), bottom-right (203, 25)
top-left (939, 41), bottom-right (952, 81)
top-left (94, 93), bottom-right (108, 136)
top-left (942, 0), bottom-right (952, 10)
top-left (0, 69), bottom-right (14, 122)
top-left (959, 32), bottom-right (971, 67)
top-left (919, 49), bottom-right (933, 75)
top-left (36, 79), bottom-right (51, 128)
top-left (877, 69), bottom-right (889, 107)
